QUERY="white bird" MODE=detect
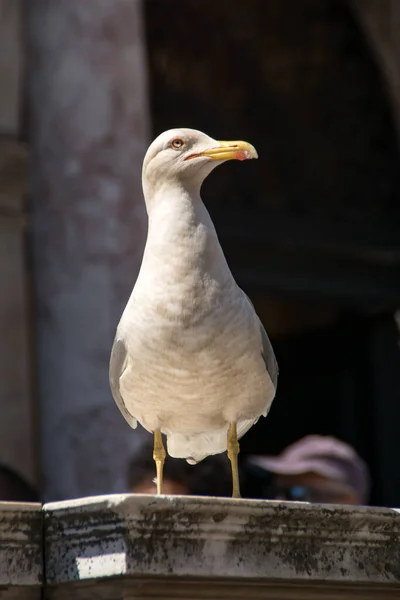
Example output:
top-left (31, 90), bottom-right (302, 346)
top-left (109, 128), bottom-right (278, 497)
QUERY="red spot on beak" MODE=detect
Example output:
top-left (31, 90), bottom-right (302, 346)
top-left (235, 151), bottom-right (249, 161)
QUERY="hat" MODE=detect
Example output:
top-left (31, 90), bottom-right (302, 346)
top-left (249, 435), bottom-right (371, 503)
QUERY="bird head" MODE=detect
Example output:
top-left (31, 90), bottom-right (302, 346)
top-left (142, 128), bottom-right (258, 198)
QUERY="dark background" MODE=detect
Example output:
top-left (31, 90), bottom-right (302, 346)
top-left (144, 0), bottom-right (400, 507)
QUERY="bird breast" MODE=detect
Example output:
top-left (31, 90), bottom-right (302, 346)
top-left (119, 272), bottom-right (270, 433)
top-left (117, 199), bottom-right (272, 432)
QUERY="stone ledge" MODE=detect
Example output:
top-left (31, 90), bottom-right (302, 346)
top-left (0, 502), bottom-right (42, 587)
top-left (42, 578), bottom-right (400, 600)
top-left (43, 495), bottom-right (400, 585)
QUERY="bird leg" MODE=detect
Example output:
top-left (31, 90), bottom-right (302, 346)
top-left (153, 429), bottom-right (166, 495)
top-left (227, 423), bottom-right (241, 498)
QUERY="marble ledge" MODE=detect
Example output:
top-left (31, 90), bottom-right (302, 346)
top-left (0, 501), bottom-right (42, 590)
top-left (42, 494), bottom-right (400, 586)
top-left (2, 494), bottom-right (400, 596)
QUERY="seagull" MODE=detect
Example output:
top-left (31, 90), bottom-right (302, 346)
top-left (109, 128), bottom-right (278, 498)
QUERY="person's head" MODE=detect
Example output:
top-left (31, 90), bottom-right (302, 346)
top-left (127, 439), bottom-right (232, 497)
top-left (0, 465), bottom-right (40, 503)
top-left (245, 435), bottom-right (371, 505)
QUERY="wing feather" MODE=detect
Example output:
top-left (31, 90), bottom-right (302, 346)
top-left (244, 292), bottom-right (278, 389)
top-left (109, 337), bottom-right (137, 429)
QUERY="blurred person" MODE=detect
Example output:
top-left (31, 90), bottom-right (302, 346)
top-left (0, 464), bottom-right (40, 503)
top-left (127, 439), bottom-right (232, 496)
top-left (243, 435), bottom-right (370, 505)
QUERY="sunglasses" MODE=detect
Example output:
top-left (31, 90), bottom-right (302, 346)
top-left (245, 464), bottom-right (347, 504)
top-left (267, 484), bottom-right (346, 504)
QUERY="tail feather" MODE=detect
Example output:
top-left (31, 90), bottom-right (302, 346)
top-left (166, 417), bottom-right (259, 464)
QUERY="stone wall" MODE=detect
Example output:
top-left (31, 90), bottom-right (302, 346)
top-left (1, 495), bottom-right (400, 599)
top-left (0, 0), bottom-right (37, 486)
top-left (27, 0), bottom-right (151, 501)
top-left (0, 502), bottom-right (41, 599)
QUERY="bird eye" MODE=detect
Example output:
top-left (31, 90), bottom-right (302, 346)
top-left (170, 138), bottom-right (184, 150)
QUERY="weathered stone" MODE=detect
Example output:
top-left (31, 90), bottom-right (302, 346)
top-left (27, 0), bottom-right (150, 501)
top-left (0, 0), bottom-right (23, 135)
top-left (0, 140), bottom-right (37, 489)
top-left (43, 495), bottom-right (400, 589)
top-left (0, 502), bottom-right (42, 599)
top-left (42, 578), bottom-right (400, 600)
top-left (0, 140), bottom-right (27, 213)
top-left (1, 496), bottom-right (400, 598)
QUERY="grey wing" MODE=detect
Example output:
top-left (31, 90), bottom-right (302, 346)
top-left (109, 337), bottom-right (137, 429)
top-left (243, 292), bottom-right (279, 389)
top-left (259, 319), bottom-right (279, 389)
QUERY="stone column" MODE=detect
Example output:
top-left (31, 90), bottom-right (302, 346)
top-left (352, 0), bottom-right (400, 141)
top-left (0, 0), bottom-right (37, 487)
top-left (27, 0), bottom-right (150, 501)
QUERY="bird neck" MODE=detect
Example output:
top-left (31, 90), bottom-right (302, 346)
top-left (142, 183), bottom-right (230, 281)
top-left (146, 184), bottom-right (214, 239)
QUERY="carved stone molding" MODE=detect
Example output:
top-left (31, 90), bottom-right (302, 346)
top-left (44, 495), bottom-right (400, 586)
top-left (0, 502), bottom-right (42, 599)
top-left (2, 496), bottom-right (400, 599)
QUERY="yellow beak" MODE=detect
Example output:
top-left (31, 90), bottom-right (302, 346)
top-left (187, 140), bottom-right (258, 162)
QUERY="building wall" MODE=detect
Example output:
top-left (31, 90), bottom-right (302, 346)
top-left (0, 0), bottom-right (37, 487)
